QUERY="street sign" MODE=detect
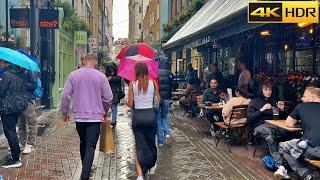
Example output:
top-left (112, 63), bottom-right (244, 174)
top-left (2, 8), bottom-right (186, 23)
top-left (39, 9), bottom-right (60, 29)
top-left (74, 31), bottom-right (87, 45)
top-left (10, 8), bottom-right (30, 28)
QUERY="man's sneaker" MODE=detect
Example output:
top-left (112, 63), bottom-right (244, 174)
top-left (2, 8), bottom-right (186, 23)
top-left (274, 166), bottom-right (290, 179)
top-left (304, 174), bottom-right (313, 180)
top-left (22, 144), bottom-right (34, 154)
top-left (148, 164), bottom-right (157, 175)
top-left (157, 144), bottom-right (164, 148)
top-left (164, 134), bottom-right (171, 145)
top-left (136, 176), bottom-right (144, 180)
top-left (1, 157), bottom-right (22, 168)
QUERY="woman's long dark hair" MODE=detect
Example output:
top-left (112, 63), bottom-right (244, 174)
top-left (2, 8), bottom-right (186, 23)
top-left (135, 63), bottom-right (149, 94)
top-left (235, 85), bottom-right (249, 98)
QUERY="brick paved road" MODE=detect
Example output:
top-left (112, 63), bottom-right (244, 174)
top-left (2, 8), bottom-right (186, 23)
top-left (0, 106), bottom-right (273, 180)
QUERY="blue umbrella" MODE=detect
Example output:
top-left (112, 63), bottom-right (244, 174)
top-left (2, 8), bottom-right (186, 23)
top-left (18, 49), bottom-right (39, 64)
top-left (0, 47), bottom-right (40, 72)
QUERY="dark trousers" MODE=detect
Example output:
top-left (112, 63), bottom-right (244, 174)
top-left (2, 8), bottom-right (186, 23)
top-left (2, 112), bottom-right (22, 161)
top-left (254, 123), bottom-right (301, 167)
top-left (76, 122), bottom-right (101, 180)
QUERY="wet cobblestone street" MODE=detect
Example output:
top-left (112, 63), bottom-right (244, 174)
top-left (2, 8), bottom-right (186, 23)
top-left (0, 105), bottom-right (273, 179)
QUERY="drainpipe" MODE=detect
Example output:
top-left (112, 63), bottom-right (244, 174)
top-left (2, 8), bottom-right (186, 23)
top-left (5, 0), bottom-right (8, 47)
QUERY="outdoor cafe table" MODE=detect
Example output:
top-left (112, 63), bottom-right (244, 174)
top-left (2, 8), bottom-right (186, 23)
top-left (200, 103), bottom-right (225, 110)
top-left (265, 120), bottom-right (302, 132)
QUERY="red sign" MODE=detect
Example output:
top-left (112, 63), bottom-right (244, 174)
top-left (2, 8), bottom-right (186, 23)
top-left (10, 8), bottom-right (30, 28)
top-left (39, 9), bottom-right (59, 29)
top-left (39, 21), bottom-right (59, 28)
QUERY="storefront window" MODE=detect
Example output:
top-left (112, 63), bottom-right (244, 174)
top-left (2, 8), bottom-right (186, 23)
top-left (295, 50), bottom-right (312, 72)
top-left (259, 51), bottom-right (293, 75)
top-left (316, 49), bottom-right (320, 74)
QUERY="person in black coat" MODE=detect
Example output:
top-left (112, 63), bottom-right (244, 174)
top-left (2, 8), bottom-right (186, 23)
top-left (185, 63), bottom-right (197, 83)
top-left (157, 57), bottom-right (173, 145)
top-left (247, 81), bottom-right (298, 167)
top-left (0, 60), bottom-right (28, 168)
top-left (105, 63), bottom-right (124, 126)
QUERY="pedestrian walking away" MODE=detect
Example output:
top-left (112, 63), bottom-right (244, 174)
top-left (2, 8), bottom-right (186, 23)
top-left (105, 62), bottom-right (124, 126)
top-left (157, 57), bottom-right (173, 145)
top-left (126, 63), bottom-right (159, 180)
top-left (18, 70), bottom-right (39, 154)
top-left (61, 53), bottom-right (113, 180)
top-left (0, 60), bottom-right (28, 169)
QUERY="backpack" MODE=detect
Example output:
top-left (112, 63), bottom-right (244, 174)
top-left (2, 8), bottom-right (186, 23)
top-left (262, 155), bottom-right (276, 171)
top-left (34, 78), bottom-right (43, 98)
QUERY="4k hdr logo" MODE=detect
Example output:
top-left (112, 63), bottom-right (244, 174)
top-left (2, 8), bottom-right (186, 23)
top-left (248, 1), bottom-right (319, 23)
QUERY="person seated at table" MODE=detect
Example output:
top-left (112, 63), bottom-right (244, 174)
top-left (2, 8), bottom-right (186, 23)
top-left (222, 85), bottom-right (251, 127)
top-left (202, 78), bottom-right (224, 121)
top-left (247, 81), bottom-right (298, 165)
top-left (179, 78), bottom-right (201, 107)
top-left (274, 87), bottom-right (320, 180)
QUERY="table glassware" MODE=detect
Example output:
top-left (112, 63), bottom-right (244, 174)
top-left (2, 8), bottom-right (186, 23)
top-left (272, 107), bottom-right (279, 120)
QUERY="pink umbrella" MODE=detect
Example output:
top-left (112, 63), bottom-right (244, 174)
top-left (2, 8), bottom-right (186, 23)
top-left (117, 55), bottom-right (159, 81)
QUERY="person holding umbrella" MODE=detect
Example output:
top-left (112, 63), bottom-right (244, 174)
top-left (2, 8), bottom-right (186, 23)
top-left (126, 63), bottom-right (159, 179)
top-left (0, 59), bottom-right (28, 168)
top-left (0, 47), bottom-right (39, 169)
top-left (15, 50), bottom-right (40, 154)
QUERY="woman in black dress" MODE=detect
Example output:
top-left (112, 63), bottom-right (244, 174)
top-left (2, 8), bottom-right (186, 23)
top-left (125, 63), bottom-right (159, 179)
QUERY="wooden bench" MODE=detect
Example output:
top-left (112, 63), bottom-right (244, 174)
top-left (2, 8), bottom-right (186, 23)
top-left (305, 158), bottom-right (320, 169)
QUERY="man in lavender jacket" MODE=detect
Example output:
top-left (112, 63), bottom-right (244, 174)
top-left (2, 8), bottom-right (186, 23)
top-left (61, 53), bottom-right (113, 180)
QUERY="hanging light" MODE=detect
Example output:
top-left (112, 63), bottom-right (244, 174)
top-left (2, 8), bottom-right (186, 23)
top-left (260, 30), bottom-right (271, 36)
top-left (309, 28), bottom-right (313, 34)
top-left (284, 44), bottom-right (288, 51)
top-left (298, 23), bottom-right (311, 28)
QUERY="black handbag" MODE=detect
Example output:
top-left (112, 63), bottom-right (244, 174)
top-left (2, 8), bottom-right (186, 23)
top-left (118, 90), bottom-right (125, 100)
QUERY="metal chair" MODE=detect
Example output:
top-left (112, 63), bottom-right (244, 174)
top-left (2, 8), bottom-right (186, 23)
top-left (214, 105), bottom-right (248, 153)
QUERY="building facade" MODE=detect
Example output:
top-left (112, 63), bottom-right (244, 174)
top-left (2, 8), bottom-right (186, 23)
top-left (143, 0), bottom-right (160, 47)
top-left (105, 0), bottom-right (113, 57)
top-left (168, 0), bottom-right (191, 21)
top-left (128, 0), bottom-right (150, 43)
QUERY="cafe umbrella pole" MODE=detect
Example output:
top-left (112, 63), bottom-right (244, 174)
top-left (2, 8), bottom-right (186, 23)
top-left (30, 0), bottom-right (36, 57)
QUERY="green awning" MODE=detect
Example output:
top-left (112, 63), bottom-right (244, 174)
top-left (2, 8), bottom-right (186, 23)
top-left (163, 0), bottom-right (248, 49)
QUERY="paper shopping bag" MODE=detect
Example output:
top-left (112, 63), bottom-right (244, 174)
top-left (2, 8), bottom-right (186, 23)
top-left (99, 121), bottom-right (115, 154)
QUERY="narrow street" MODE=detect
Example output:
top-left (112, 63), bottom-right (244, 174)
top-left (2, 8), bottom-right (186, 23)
top-left (0, 105), bottom-right (272, 180)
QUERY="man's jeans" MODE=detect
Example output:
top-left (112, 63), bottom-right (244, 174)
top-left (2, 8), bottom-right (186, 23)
top-left (156, 99), bottom-right (170, 144)
top-left (111, 105), bottom-right (118, 124)
top-left (18, 100), bottom-right (37, 146)
top-left (2, 112), bottom-right (22, 161)
top-left (76, 122), bottom-right (100, 180)
top-left (254, 123), bottom-right (300, 167)
top-left (278, 139), bottom-right (312, 178)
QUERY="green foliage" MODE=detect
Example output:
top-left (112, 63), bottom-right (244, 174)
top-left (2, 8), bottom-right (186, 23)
top-left (54, 2), bottom-right (91, 35)
top-left (162, 0), bottom-right (206, 42)
top-left (192, 0), bottom-right (206, 11)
